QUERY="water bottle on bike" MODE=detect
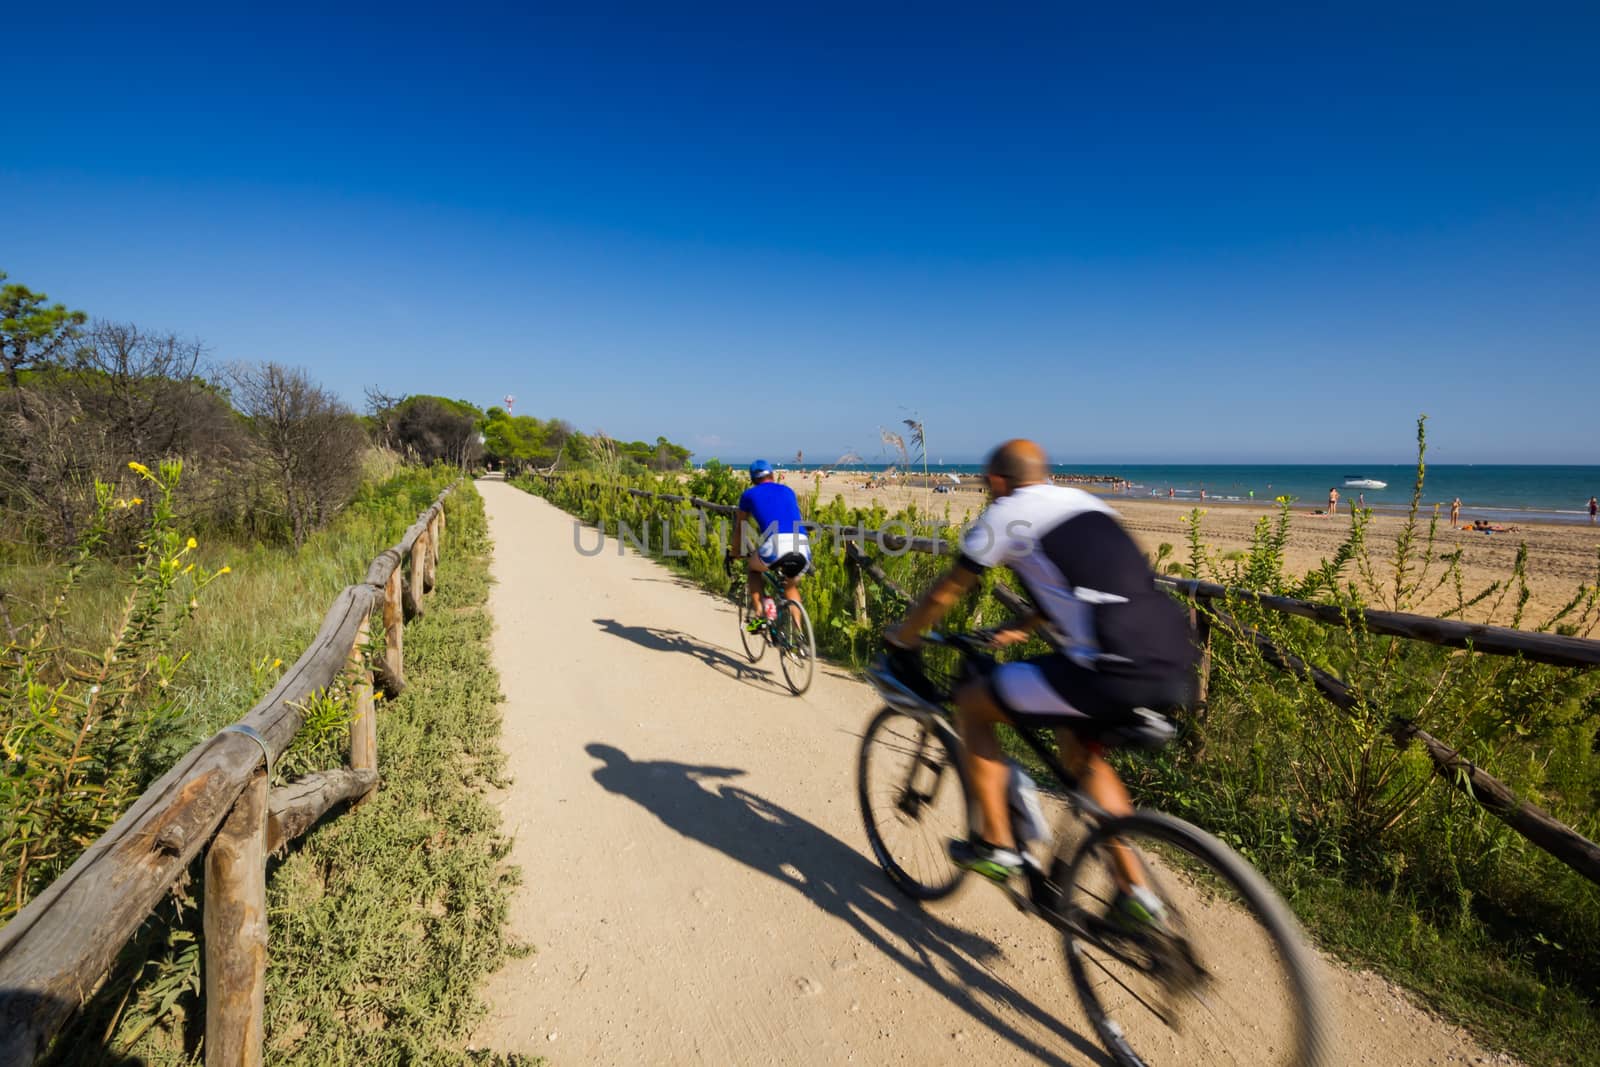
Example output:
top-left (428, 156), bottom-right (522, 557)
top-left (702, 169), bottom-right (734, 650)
top-left (1007, 760), bottom-right (1051, 851)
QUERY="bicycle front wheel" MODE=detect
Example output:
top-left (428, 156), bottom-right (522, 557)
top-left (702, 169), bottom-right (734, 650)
top-left (856, 706), bottom-right (972, 900)
top-left (774, 598), bottom-right (815, 694)
top-left (1056, 811), bottom-right (1330, 1067)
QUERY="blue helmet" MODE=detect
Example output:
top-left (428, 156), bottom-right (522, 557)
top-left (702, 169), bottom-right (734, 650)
top-left (748, 459), bottom-right (774, 481)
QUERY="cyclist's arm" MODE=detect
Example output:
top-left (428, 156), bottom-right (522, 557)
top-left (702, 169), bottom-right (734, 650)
top-left (885, 564), bottom-right (982, 650)
top-left (889, 497), bottom-right (1017, 649)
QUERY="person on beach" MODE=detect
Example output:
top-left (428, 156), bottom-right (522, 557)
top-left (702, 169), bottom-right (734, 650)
top-left (728, 460), bottom-right (810, 631)
top-left (885, 439), bottom-right (1195, 927)
top-left (1327, 487), bottom-right (1339, 514)
top-left (1590, 496), bottom-right (1597, 524)
top-left (1357, 493), bottom-right (1365, 509)
top-left (1451, 497), bottom-right (1462, 527)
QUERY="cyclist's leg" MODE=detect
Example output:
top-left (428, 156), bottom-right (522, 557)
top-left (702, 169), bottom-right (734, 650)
top-left (1055, 728), bottom-right (1143, 891)
top-left (747, 553), bottom-right (767, 616)
top-left (782, 575), bottom-right (802, 625)
top-left (987, 653), bottom-right (1152, 878)
top-left (952, 678), bottom-right (1017, 851)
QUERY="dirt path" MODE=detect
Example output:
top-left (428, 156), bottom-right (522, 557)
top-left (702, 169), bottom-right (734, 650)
top-left (470, 479), bottom-right (1511, 1066)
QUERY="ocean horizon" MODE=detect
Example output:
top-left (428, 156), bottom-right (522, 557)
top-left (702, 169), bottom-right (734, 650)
top-left (709, 462), bottom-right (1600, 524)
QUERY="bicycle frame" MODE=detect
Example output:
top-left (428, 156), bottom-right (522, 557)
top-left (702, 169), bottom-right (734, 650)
top-left (867, 637), bottom-right (1113, 816)
top-left (732, 559), bottom-right (806, 625)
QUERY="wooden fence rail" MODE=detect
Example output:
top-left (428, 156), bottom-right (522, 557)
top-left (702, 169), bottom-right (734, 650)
top-left (0, 483), bottom-right (457, 1066)
top-left (532, 474), bottom-right (1600, 888)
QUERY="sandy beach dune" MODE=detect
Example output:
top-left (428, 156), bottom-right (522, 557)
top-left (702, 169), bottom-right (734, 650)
top-left (791, 474), bottom-right (1600, 623)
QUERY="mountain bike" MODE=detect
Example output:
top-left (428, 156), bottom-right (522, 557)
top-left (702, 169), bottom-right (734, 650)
top-left (858, 631), bottom-right (1330, 1067)
top-left (725, 555), bottom-right (816, 695)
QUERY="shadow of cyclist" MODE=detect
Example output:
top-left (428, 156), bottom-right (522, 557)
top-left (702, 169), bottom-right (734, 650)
top-left (584, 742), bottom-right (1109, 1067)
top-left (0, 990), bottom-right (150, 1066)
top-left (591, 617), bottom-right (790, 694)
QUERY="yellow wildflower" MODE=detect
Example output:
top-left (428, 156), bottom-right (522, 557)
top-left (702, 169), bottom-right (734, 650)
top-left (131, 497), bottom-right (143, 506)
top-left (217, 565), bottom-right (231, 575)
top-left (182, 563), bottom-right (195, 575)
top-left (128, 461), bottom-right (150, 476)
top-left (186, 537), bottom-right (198, 550)
top-left (272, 658), bottom-right (283, 669)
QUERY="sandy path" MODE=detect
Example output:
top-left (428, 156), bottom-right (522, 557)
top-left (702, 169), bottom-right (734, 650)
top-left (470, 478), bottom-right (1511, 1066)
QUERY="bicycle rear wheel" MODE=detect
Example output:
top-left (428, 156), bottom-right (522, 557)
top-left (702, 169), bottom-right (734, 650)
top-left (774, 597), bottom-right (815, 694)
top-left (857, 706), bottom-right (972, 900)
top-left (1056, 811), bottom-right (1330, 1067)
top-left (732, 578), bottom-right (765, 662)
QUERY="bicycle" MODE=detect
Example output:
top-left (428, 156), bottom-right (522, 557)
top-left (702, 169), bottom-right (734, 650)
top-left (858, 630), bottom-right (1330, 1067)
top-left (725, 554), bottom-right (816, 695)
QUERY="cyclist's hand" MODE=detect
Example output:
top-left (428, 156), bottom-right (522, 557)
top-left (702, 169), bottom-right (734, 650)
top-left (987, 626), bottom-right (1032, 648)
top-left (884, 625), bottom-right (919, 652)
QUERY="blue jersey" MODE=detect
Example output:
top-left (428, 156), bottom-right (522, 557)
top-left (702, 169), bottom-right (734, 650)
top-left (738, 481), bottom-right (804, 536)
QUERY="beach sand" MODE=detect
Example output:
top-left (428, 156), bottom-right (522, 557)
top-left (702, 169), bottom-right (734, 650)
top-left (786, 473), bottom-right (1600, 623)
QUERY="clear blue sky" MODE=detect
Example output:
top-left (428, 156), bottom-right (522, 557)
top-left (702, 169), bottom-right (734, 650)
top-left (4, 9), bottom-right (1596, 464)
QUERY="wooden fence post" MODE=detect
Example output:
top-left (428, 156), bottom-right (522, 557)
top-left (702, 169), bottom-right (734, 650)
top-left (1191, 605), bottom-right (1213, 709)
top-left (204, 769), bottom-right (268, 1067)
top-left (405, 530), bottom-right (429, 619)
top-left (423, 513), bottom-right (439, 593)
top-left (376, 566), bottom-right (406, 698)
top-left (348, 618), bottom-right (377, 804)
top-left (1186, 604), bottom-right (1214, 760)
top-left (851, 558), bottom-right (868, 622)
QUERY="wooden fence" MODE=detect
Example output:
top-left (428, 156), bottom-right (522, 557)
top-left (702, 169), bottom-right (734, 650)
top-left (0, 484), bottom-right (456, 1066)
top-left (533, 475), bottom-right (1600, 888)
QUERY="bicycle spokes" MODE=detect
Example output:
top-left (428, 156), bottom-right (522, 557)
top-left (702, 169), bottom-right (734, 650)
top-left (1059, 815), bottom-right (1325, 1066)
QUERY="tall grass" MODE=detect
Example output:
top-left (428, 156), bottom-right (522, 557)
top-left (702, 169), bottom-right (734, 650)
top-left (3, 463), bottom-right (471, 1060)
top-left (514, 434), bottom-right (1600, 1066)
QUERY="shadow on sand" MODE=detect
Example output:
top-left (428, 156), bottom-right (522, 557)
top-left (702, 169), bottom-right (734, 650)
top-left (585, 743), bottom-right (1108, 1066)
top-left (592, 617), bottom-right (796, 694)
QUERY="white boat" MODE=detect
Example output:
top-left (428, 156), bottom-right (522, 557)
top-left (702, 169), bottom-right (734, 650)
top-left (1343, 475), bottom-right (1387, 489)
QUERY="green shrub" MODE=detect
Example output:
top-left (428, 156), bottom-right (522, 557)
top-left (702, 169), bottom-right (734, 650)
top-left (1, 459), bottom-right (228, 918)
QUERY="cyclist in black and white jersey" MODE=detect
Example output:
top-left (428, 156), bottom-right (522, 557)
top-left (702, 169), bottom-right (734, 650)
top-left (886, 439), bottom-right (1195, 922)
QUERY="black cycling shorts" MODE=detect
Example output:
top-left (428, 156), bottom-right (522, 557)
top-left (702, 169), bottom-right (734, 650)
top-left (984, 654), bottom-right (1192, 747)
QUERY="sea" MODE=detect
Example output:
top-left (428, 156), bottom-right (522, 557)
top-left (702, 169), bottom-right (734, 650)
top-left (794, 464), bottom-right (1600, 525)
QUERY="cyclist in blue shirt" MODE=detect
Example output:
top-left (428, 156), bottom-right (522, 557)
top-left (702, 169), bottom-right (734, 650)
top-left (729, 460), bottom-right (811, 632)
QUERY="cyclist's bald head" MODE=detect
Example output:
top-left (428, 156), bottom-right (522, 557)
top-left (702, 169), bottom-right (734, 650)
top-left (985, 439), bottom-right (1049, 486)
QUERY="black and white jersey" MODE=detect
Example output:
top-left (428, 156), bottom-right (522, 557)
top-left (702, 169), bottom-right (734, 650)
top-left (958, 484), bottom-right (1194, 676)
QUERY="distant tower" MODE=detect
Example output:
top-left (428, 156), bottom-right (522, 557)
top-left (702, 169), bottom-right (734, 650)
top-left (504, 394), bottom-right (515, 414)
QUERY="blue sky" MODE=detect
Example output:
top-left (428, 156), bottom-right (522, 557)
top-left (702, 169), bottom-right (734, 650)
top-left (3, 8), bottom-right (1597, 464)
